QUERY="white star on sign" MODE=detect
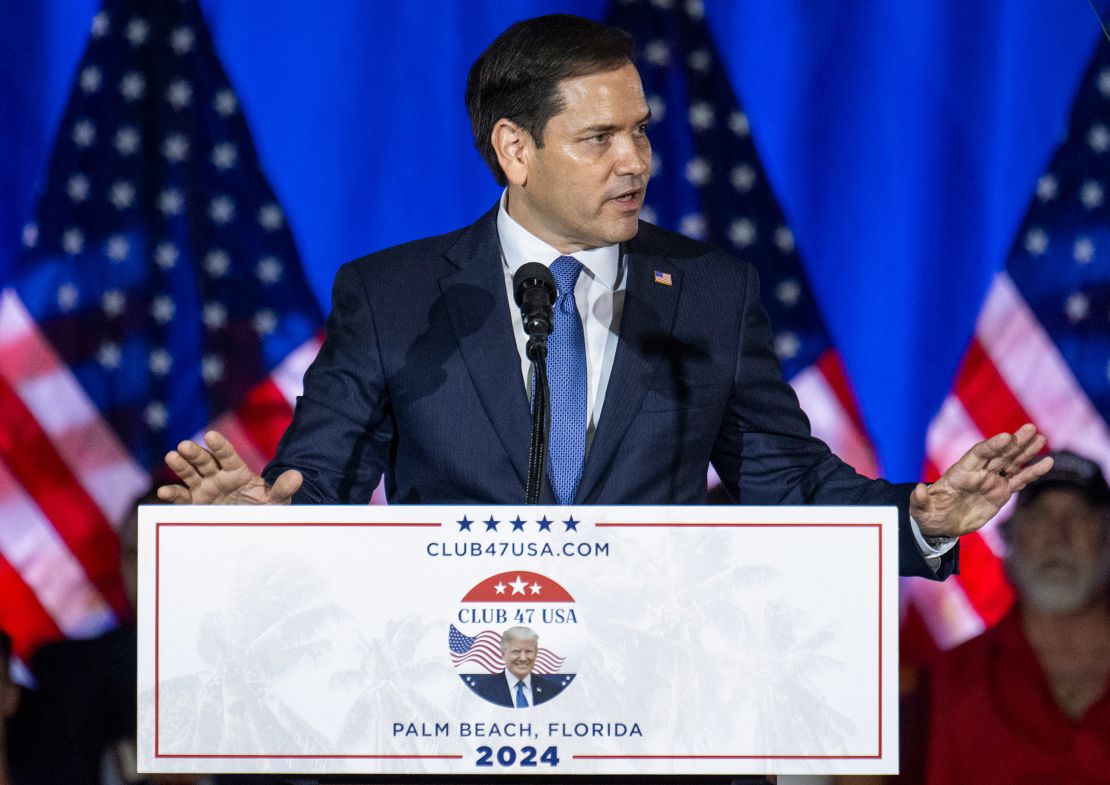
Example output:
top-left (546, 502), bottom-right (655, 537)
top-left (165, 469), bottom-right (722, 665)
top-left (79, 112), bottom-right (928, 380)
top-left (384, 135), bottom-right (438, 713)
top-left (529, 582), bottom-right (542, 595)
top-left (509, 575), bottom-right (528, 595)
top-left (494, 582), bottom-right (507, 594)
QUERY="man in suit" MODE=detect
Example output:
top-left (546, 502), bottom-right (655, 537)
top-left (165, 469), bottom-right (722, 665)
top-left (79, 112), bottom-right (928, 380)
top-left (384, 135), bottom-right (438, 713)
top-left (467, 627), bottom-right (566, 709)
top-left (158, 14), bottom-right (1051, 579)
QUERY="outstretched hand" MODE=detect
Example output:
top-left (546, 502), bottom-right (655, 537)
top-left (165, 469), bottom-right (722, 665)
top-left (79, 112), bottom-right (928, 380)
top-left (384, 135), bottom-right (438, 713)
top-left (157, 430), bottom-right (302, 505)
top-left (910, 423), bottom-right (1053, 538)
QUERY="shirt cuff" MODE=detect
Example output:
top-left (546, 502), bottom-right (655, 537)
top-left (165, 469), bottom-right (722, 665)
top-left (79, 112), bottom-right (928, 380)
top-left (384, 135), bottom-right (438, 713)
top-left (910, 516), bottom-right (958, 572)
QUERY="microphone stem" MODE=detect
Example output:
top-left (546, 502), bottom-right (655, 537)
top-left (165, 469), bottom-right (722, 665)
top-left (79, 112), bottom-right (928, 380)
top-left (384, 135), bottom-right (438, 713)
top-left (526, 347), bottom-right (549, 505)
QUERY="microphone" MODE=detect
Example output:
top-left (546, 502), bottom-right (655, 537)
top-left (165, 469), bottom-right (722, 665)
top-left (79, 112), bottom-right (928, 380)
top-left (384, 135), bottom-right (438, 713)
top-left (513, 262), bottom-right (557, 360)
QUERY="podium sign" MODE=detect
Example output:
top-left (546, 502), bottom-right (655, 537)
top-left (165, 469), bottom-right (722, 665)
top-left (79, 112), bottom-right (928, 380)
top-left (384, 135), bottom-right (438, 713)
top-left (137, 505), bottom-right (898, 777)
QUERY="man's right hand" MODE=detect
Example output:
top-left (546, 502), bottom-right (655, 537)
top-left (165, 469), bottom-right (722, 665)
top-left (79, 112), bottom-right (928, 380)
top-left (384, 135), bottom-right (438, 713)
top-left (157, 430), bottom-right (302, 505)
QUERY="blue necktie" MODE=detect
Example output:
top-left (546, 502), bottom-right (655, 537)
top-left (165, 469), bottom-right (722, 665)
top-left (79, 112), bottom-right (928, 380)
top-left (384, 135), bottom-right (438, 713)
top-left (547, 256), bottom-right (587, 504)
top-left (515, 680), bottom-right (528, 708)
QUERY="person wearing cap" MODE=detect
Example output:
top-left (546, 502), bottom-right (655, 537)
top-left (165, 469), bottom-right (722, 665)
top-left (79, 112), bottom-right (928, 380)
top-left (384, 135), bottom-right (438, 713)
top-left (924, 449), bottom-right (1110, 785)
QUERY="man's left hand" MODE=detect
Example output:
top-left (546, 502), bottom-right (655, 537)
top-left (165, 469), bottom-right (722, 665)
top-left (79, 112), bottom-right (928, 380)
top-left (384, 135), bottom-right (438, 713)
top-left (910, 423), bottom-right (1054, 538)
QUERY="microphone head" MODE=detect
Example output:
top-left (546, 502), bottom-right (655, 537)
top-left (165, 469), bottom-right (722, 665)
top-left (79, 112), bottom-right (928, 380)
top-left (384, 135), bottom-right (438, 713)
top-left (513, 262), bottom-right (556, 306)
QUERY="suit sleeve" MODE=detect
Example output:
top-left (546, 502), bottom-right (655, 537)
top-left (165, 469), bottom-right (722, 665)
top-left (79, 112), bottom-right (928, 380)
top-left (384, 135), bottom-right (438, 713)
top-left (263, 261), bottom-right (392, 503)
top-left (709, 263), bottom-right (957, 579)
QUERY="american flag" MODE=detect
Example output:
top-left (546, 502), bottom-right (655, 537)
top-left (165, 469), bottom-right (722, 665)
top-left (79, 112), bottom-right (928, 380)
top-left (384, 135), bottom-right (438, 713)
top-left (608, 0), bottom-right (880, 482)
top-left (0, 0), bottom-right (322, 664)
top-left (909, 39), bottom-right (1110, 651)
top-left (449, 625), bottom-right (566, 675)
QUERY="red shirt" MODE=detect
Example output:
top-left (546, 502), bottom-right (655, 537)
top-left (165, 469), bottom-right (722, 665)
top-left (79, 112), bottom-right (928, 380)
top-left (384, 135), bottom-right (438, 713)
top-left (926, 610), bottom-right (1110, 785)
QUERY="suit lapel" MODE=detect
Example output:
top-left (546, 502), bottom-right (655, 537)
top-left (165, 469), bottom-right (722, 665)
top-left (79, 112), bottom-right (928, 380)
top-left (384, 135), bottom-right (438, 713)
top-left (440, 209), bottom-right (532, 490)
top-left (576, 248), bottom-right (682, 502)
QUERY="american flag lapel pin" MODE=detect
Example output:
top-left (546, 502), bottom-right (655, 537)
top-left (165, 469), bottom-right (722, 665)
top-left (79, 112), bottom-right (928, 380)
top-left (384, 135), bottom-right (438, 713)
top-left (653, 270), bottom-right (673, 286)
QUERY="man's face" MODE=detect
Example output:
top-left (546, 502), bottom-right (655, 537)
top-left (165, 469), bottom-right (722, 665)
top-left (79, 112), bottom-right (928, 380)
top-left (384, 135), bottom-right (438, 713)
top-left (1006, 487), bottom-right (1110, 612)
top-left (508, 62), bottom-right (651, 253)
top-left (504, 637), bottom-right (538, 680)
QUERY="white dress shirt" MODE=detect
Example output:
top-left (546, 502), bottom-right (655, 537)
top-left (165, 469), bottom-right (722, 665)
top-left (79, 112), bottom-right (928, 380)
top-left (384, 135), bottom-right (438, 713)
top-left (504, 670), bottom-right (533, 707)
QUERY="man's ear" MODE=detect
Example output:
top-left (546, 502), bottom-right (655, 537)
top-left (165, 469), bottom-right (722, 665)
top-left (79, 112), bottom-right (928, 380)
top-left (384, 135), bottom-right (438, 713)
top-left (492, 119), bottom-right (532, 187)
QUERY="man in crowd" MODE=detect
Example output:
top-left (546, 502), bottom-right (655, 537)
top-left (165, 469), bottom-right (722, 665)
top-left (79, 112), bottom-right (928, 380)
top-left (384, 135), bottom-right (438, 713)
top-left (926, 450), bottom-right (1110, 784)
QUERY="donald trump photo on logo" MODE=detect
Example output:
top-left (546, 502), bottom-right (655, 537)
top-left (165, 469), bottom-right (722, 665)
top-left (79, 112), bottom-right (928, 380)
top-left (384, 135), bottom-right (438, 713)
top-left (469, 626), bottom-right (567, 708)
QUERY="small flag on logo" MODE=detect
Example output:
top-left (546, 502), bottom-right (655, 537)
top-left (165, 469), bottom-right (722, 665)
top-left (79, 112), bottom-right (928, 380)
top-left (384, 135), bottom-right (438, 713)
top-left (653, 270), bottom-right (673, 286)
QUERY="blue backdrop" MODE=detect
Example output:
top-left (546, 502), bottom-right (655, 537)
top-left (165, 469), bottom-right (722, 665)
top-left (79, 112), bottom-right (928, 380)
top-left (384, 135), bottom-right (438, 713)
top-left (0, 0), bottom-right (1101, 480)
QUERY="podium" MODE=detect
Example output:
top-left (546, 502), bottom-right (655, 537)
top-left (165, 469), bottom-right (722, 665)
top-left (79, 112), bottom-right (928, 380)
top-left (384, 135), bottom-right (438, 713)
top-left (137, 505), bottom-right (899, 778)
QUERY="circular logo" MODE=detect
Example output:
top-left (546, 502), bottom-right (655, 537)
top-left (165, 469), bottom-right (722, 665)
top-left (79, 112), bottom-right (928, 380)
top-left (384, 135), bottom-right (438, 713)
top-left (448, 571), bottom-right (583, 708)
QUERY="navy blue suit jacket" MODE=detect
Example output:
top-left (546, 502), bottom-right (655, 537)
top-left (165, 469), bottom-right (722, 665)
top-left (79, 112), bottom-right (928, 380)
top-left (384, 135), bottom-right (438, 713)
top-left (467, 671), bottom-right (566, 708)
top-left (265, 206), bottom-right (954, 579)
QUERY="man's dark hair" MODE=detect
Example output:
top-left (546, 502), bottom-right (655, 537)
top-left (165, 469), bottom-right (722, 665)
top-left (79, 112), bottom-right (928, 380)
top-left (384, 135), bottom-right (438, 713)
top-left (0, 628), bottom-right (10, 671)
top-left (465, 14), bottom-right (634, 186)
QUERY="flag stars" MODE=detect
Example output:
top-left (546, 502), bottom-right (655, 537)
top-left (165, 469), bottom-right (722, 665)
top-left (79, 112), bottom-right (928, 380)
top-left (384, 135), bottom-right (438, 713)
top-left (150, 295), bottom-right (176, 324)
top-left (162, 133), bottom-right (189, 162)
top-left (101, 290), bottom-right (126, 318)
top-left (256, 256), bottom-right (283, 283)
top-left (685, 0), bottom-right (705, 19)
top-left (1036, 173), bottom-right (1059, 202)
top-left (650, 151), bottom-right (664, 176)
top-left (650, 0), bottom-right (675, 8)
top-left (79, 66), bottom-right (102, 94)
top-left (1024, 227), bottom-right (1048, 256)
top-left (110, 181), bottom-right (136, 210)
top-left (1065, 292), bottom-right (1090, 323)
top-left (639, 204), bottom-right (658, 224)
top-left (97, 342), bottom-right (122, 369)
top-left (155, 242), bottom-right (179, 270)
top-left (484, 516), bottom-right (500, 532)
top-left (689, 102), bottom-right (715, 130)
top-left (125, 17), bottom-right (150, 46)
top-left (1074, 236), bottom-right (1095, 264)
top-left (202, 302), bottom-right (227, 330)
top-left (644, 40), bottom-right (670, 67)
top-left (776, 279), bottom-right (802, 307)
top-left (115, 127), bottom-right (140, 156)
top-left (205, 249), bottom-right (230, 278)
top-left (62, 227), bottom-right (85, 255)
top-left (57, 283), bottom-right (79, 311)
top-left (166, 79), bottom-right (193, 110)
top-left (208, 195), bottom-right (235, 224)
top-left (730, 164), bottom-right (756, 192)
top-left (119, 72), bottom-right (145, 101)
top-left (90, 11), bottom-right (109, 38)
top-left (1089, 123), bottom-right (1110, 153)
top-left (685, 157), bottom-right (711, 185)
top-left (144, 402), bottom-right (168, 430)
top-left (158, 188), bottom-right (184, 216)
top-left (680, 213), bottom-right (707, 239)
top-left (646, 94), bottom-right (665, 122)
top-left (253, 310), bottom-right (277, 335)
top-left (211, 142), bottom-right (238, 170)
top-left (729, 217), bottom-right (757, 248)
top-left (66, 173), bottom-right (91, 202)
top-left (72, 119), bottom-right (96, 148)
top-left (775, 332), bottom-right (801, 360)
top-left (1100, 68), bottom-right (1110, 99)
top-left (728, 111), bottom-right (751, 137)
top-left (149, 349), bottom-right (172, 376)
top-left (774, 226), bottom-right (796, 254)
top-left (170, 26), bottom-right (195, 55)
top-left (21, 223), bottom-right (38, 248)
top-left (202, 355), bottom-right (224, 384)
top-left (105, 234), bottom-right (129, 261)
top-left (213, 89), bottom-right (237, 117)
top-left (258, 204), bottom-right (284, 230)
top-left (687, 48), bottom-right (712, 72)
top-left (1080, 180), bottom-right (1104, 209)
